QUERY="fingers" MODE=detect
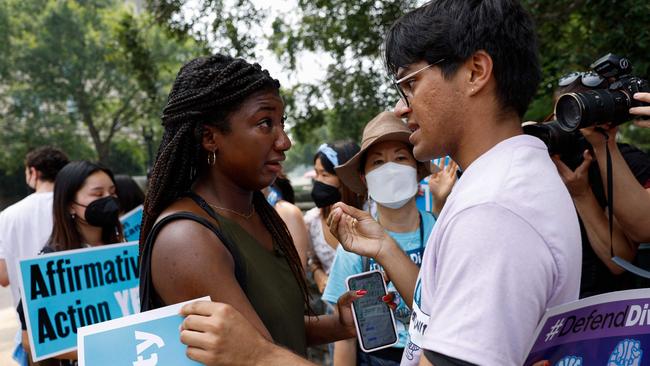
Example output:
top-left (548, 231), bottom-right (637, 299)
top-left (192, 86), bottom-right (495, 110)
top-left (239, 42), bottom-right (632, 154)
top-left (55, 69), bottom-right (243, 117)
top-left (326, 206), bottom-right (341, 230)
top-left (381, 292), bottom-right (397, 311)
top-left (180, 328), bottom-right (216, 350)
top-left (633, 119), bottom-right (650, 128)
top-left (185, 346), bottom-right (213, 364)
top-left (180, 300), bottom-right (219, 317)
top-left (332, 202), bottom-right (371, 220)
top-left (437, 157), bottom-right (446, 171)
top-left (337, 289), bottom-right (366, 307)
top-left (575, 150), bottom-right (593, 175)
top-left (551, 155), bottom-right (572, 178)
top-left (633, 92), bottom-right (650, 104)
top-left (181, 314), bottom-right (214, 333)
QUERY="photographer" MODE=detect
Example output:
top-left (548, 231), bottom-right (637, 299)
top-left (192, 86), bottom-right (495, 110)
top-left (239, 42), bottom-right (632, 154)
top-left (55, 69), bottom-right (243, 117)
top-left (581, 124), bottom-right (650, 243)
top-left (547, 71), bottom-right (650, 295)
top-left (549, 58), bottom-right (650, 244)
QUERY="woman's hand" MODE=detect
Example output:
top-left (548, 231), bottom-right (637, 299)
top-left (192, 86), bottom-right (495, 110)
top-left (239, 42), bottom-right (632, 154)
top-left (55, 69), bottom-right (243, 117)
top-left (335, 290), bottom-right (367, 337)
top-left (180, 301), bottom-right (269, 366)
top-left (327, 202), bottom-right (393, 260)
top-left (428, 158), bottom-right (458, 214)
top-left (579, 125), bottom-right (617, 151)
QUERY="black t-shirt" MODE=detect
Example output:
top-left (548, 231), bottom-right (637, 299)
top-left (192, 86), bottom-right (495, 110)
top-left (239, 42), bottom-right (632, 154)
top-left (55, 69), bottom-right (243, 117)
top-left (579, 143), bottom-right (650, 298)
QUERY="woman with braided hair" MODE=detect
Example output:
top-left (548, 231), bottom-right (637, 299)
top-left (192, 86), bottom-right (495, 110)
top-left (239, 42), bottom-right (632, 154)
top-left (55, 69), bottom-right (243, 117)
top-left (138, 54), bottom-right (362, 362)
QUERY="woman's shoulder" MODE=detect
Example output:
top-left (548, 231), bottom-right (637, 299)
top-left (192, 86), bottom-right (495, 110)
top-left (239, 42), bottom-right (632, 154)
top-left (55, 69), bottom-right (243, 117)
top-left (274, 200), bottom-right (303, 218)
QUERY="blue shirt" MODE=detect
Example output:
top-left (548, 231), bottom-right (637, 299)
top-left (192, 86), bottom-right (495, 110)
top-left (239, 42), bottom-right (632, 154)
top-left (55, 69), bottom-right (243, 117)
top-left (322, 210), bottom-right (435, 348)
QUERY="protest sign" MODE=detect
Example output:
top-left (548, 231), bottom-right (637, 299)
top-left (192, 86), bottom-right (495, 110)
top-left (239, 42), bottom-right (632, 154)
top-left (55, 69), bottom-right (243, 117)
top-left (78, 296), bottom-right (210, 366)
top-left (525, 288), bottom-right (650, 365)
top-left (18, 242), bottom-right (140, 361)
top-left (120, 205), bottom-right (143, 242)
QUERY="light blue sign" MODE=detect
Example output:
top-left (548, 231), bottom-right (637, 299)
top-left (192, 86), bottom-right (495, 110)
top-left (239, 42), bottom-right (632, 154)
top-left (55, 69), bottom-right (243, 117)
top-left (18, 242), bottom-right (140, 361)
top-left (120, 205), bottom-right (143, 242)
top-left (78, 297), bottom-right (210, 366)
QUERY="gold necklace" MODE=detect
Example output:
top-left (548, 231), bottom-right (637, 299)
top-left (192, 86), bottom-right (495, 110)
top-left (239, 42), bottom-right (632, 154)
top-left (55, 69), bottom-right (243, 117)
top-left (207, 203), bottom-right (255, 219)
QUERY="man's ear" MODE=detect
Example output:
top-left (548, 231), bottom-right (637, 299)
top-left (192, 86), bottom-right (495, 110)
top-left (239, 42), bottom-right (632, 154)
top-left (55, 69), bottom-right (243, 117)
top-left (201, 124), bottom-right (221, 153)
top-left (29, 167), bottom-right (40, 182)
top-left (464, 50), bottom-right (493, 96)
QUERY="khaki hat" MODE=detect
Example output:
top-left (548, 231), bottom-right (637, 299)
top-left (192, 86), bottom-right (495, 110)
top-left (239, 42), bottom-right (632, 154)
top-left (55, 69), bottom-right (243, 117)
top-left (335, 111), bottom-right (430, 195)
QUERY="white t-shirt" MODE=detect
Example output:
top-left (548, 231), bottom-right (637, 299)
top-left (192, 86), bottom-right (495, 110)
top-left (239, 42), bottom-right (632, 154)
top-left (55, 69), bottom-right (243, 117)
top-left (304, 207), bottom-right (337, 274)
top-left (0, 192), bottom-right (54, 307)
top-left (403, 135), bottom-right (582, 366)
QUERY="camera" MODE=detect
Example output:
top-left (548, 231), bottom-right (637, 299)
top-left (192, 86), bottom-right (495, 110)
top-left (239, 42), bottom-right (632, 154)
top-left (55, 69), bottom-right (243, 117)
top-left (555, 54), bottom-right (650, 132)
top-left (523, 121), bottom-right (588, 169)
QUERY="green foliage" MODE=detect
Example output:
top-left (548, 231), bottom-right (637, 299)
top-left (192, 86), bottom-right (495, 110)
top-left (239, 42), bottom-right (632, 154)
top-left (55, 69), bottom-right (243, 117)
top-left (0, 0), bottom-right (202, 163)
top-left (146, 0), bottom-right (259, 58)
top-left (105, 137), bottom-right (147, 176)
top-left (270, 0), bottom-right (416, 147)
top-left (0, 0), bottom-right (201, 204)
top-left (523, 0), bottom-right (650, 150)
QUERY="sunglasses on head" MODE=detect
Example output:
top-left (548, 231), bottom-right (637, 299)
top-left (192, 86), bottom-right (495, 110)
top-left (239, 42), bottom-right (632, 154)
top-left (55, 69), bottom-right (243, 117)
top-left (558, 71), bottom-right (606, 88)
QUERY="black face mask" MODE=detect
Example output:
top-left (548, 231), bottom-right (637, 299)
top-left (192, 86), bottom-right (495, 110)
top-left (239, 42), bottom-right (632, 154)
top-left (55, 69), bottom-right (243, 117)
top-left (78, 196), bottom-right (121, 228)
top-left (311, 180), bottom-right (341, 208)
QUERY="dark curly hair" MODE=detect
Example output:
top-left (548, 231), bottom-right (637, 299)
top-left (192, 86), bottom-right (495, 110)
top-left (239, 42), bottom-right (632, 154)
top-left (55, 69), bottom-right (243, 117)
top-left (24, 146), bottom-right (69, 182)
top-left (141, 54), bottom-right (309, 310)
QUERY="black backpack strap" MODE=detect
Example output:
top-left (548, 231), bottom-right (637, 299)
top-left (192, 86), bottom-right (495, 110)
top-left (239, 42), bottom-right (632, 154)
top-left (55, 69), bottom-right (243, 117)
top-left (139, 211), bottom-right (246, 312)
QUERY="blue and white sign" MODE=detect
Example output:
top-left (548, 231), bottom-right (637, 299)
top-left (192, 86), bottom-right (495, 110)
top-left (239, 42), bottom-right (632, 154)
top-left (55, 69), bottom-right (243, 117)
top-left (18, 242), bottom-right (140, 361)
top-left (120, 205), bottom-right (143, 242)
top-left (78, 296), bottom-right (210, 366)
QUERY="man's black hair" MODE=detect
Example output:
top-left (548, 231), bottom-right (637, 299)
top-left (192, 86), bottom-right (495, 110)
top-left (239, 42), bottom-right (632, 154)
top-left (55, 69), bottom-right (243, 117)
top-left (385, 0), bottom-right (541, 118)
top-left (24, 146), bottom-right (69, 182)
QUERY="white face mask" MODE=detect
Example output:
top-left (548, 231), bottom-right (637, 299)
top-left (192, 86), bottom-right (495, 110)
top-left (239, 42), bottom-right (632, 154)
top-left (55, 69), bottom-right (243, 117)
top-left (366, 162), bottom-right (418, 209)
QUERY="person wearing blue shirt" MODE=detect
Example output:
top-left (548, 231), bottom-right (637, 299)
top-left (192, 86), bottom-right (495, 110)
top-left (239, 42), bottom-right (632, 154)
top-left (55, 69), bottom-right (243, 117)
top-left (323, 111), bottom-right (437, 366)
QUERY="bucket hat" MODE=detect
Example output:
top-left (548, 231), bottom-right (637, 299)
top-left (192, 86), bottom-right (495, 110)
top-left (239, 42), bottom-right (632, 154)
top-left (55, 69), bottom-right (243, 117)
top-left (335, 111), bottom-right (430, 195)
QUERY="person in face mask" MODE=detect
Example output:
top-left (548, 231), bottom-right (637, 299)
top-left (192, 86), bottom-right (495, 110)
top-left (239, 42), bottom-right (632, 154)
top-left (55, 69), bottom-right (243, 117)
top-left (305, 142), bottom-right (365, 296)
top-left (17, 160), bottom-right (124, 365)
top-left (322, 112), bottom-right (438, 366)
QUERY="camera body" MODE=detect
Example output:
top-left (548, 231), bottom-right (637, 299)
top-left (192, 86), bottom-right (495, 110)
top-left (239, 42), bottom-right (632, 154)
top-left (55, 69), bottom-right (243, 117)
top-left (555, 54), bottom-right (650, 132)
top-left (523, 121), bottom-right (589, 169)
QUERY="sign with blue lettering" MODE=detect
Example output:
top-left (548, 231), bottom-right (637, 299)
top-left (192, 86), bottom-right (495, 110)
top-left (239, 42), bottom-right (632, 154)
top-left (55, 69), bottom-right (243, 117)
top-left (78, 296), bottom-right (210, 366)
top-left (525, 289), bottom-right (650, 365)
top-left (120, 205), bottom-right (143, 242)
top-left (18, 242), bottom-right (140, 361)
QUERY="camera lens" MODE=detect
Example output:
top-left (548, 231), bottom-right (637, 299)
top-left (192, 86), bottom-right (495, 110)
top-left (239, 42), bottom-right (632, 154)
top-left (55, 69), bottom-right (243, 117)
top-left (555, 94), bottom-right (584, 131)
top-left (555, 90), bottom-right (631, 132)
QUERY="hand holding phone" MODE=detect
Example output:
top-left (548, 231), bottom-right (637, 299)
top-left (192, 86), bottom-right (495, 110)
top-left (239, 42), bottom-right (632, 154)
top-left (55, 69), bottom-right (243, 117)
top-left (346, 270), bottom-right (398, 352)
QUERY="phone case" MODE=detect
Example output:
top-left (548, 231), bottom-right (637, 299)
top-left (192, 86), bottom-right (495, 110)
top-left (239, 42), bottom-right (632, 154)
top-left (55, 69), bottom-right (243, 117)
top-left (345, 270), bottom-right (399, 353)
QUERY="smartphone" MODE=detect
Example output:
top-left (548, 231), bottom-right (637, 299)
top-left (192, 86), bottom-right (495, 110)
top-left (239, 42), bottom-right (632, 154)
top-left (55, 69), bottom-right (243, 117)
top-left (346, 270), bottom-right (399, 352)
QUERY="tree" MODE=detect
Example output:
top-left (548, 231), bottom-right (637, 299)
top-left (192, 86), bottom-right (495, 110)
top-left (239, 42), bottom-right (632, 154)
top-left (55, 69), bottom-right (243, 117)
top-left (0, 0), bottom-right (202, 169)
top-left (523, 0), bottom-right (650, 148)
top-left (147, 0), bottom-right (650, 155)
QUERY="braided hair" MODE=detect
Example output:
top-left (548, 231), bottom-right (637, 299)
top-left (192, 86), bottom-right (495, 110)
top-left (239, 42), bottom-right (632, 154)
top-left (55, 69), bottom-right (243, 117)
top-left (141, 54), bottom-right (310, 310)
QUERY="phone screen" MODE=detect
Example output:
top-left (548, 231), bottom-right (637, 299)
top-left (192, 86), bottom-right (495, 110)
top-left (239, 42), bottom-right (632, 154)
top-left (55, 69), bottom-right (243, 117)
top-left (347, 271), bottom-right (398, 351)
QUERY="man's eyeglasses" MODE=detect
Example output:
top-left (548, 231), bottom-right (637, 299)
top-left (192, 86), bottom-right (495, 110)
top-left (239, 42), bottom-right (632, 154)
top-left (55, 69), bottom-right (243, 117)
top-left (558, 71), bottom-right (606, 88)
top-left (393, 59), bottom-right (445, 108)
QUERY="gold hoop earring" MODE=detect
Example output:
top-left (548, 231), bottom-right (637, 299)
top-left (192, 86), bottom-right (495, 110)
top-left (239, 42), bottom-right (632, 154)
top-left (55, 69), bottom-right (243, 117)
top-left (207, 150), bottom-right (217, 166)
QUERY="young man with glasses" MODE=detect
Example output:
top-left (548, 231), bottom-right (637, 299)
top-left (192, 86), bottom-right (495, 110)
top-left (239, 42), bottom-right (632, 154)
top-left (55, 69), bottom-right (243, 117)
top-left (175, 1), bottom-right (582, 365)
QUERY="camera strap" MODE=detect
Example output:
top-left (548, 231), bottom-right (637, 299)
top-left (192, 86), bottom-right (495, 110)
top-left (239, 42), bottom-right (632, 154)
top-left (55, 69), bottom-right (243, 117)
top-left (600, 130), bottom-right (650, 278)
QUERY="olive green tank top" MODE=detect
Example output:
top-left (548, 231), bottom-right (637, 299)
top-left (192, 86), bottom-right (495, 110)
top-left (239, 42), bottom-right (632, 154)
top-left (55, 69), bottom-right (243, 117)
top-left (212, 212), bottom-right (307, 356)
top-left (139, 193), bottom-right (306, 356)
